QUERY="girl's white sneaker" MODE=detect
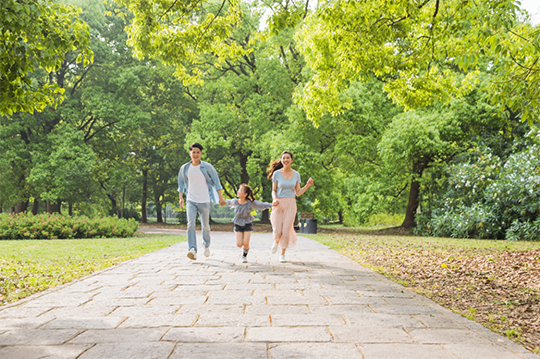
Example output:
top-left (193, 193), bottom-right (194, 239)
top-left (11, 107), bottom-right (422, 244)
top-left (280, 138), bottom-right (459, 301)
top-left (271, 241), bottom-right (278, 254)
top-left (279, 255), bottom-right (286, 263)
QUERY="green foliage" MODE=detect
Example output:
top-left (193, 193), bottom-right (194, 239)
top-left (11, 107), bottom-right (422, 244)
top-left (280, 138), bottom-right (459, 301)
top-left (0, 0), bottom-right (93, 115)
top-left (416, 144), bottom-right (540, 240)
top-left (293, 0), bottom-right (538, 124)
top-left (483, 22), bottom-right (540, 125)
top-left (0, 213), bottom-right (138, 240)
top-left (0, 235), bottom-right (183, 305)
top-left (113, 0), bottom-right (246, 86)
top-left (378, 109), bottom-right (463, 171)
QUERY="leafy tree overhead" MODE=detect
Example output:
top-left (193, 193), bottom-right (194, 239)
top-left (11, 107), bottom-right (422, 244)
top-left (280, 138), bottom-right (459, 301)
top-left (294, 0), bottom-right (538, 123)
top-left (113, 0), bottom-right (246, 86)
top-left (0, 0), bottom-right (93, 115)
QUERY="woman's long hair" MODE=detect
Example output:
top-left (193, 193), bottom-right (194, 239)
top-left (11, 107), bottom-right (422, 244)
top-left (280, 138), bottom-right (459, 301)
top-left (239, 184), bottom-right (255, 202)
top-left (266, 151), bottom-right (293, 179)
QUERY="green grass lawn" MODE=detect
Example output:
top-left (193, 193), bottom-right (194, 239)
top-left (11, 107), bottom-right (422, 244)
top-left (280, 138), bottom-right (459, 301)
top-left (0, 234), bottom-right (185, 305)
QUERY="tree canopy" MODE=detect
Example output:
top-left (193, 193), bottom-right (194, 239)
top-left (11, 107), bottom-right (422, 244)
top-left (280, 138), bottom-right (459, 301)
top-left (0, 0), bottom-right (93, 115)
top-left (294, 0), bottom-right (539, 123)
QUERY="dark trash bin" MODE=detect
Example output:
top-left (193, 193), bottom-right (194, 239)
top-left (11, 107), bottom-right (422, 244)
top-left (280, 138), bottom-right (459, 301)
top-left (300, 218), bottom-right (317, 234)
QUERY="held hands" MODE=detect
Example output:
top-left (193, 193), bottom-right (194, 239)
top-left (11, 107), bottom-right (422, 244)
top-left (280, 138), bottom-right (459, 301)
top-left (219, 198), bottom-right (226, 207)
top-left (272, 199), bottom-right (280, 207)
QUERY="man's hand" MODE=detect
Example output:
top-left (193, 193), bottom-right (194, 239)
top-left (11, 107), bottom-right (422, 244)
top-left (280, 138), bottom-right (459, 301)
top-left (179, 195), bottom-right (184, 209)
top-left (219, 198), bottom-right (226, 207)
top-left (307, 177), bottom-right (314, 187)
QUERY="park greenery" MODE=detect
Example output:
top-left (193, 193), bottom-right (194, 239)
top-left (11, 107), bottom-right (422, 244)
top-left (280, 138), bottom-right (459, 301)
top-left (0, 213), bottom-right (138, 239)
top-left (1, 0), bottom-right (539, 240)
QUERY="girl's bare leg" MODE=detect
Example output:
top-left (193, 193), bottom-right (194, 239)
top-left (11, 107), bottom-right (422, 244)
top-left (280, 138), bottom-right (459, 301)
top-left (243, 231), bottom-right (252, 250)
top-left (236, 232), bottom-right (244, 248)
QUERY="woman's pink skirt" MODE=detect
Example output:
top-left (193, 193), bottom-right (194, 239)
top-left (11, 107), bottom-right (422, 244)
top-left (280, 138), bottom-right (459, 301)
top-left (270, 197), bottom-right (297, 249)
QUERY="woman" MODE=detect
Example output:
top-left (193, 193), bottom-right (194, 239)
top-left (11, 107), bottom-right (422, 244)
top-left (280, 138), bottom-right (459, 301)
top-left (267, 151), bottom-right (314, 263)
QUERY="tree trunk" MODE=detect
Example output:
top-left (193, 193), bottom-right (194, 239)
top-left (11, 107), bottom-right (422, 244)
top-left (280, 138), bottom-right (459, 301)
top-left (68, 202), bottom-right (73, 216)
top-left (10, 206), bottom-right (15, 213)
top-left (107, 195), bottom-right (118, 217)
top-left (239, 153), bottom-right (250, 185)
top-left (163, 206), bottom-right (167, 224)
top-left (400, 160), bottom-right (429, 229)
top-left (32, 199), bottom-right (39, 215)
top-left (155, 196), bottom-right (163, 223)
top-left (142, 169), bottom-right (148, 223)
top-left (0, 202), bottom-right (2, 214)
top-left (338, 210), bottom-right (343, 224)
top-left (15, 201), bottom-right (28, 213)
top-left (47, 200), bottom-right (62, 214)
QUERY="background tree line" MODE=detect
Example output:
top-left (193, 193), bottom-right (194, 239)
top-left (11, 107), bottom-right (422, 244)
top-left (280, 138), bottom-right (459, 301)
top-left (1, 0), bottom-right (539, 239)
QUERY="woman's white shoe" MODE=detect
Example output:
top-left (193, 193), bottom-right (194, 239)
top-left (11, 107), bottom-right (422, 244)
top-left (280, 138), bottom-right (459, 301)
top-left (271, 241), bottom-right (279, 254)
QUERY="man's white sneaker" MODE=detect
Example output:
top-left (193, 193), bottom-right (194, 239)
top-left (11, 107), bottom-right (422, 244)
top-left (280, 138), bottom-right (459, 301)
top-left (187, 248), bottom-right (197, 260)
top-left (271, 241), bottom-right (278, 254)
top-left (242, 256), bottom-right (248, 263)
top-left (204, 247), bottom-right (210, 257)
top-left (279, 255), bottom-right (286, 263)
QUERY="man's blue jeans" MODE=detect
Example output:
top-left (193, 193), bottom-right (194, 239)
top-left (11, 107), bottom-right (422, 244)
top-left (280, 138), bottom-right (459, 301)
top-left (186, 201), bottom-right (211, 252)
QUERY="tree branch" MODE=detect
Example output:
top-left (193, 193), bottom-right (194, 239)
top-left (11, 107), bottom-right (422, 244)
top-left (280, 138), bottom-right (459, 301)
top-left (185, 87), bottom-right (198, 101)
top-left (303, 0), bottom-right (310, 19)
top-left (71, 64), bottom-right (93, 96)
top-left (195, 0), bottom-right (227, 50)
top-left (84, 120), bottom-right (120, 142)
top-left (159, 0), bottom-right (178, 21)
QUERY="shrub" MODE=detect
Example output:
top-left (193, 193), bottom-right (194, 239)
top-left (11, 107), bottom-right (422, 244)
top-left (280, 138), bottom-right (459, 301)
top-left (416, 145), bottom-right (540, 240)
top-left (0, 213), bottom-right (139, 240)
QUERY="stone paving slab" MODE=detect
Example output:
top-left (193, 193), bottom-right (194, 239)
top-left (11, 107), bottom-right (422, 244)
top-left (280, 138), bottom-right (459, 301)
top-left (0, 231), bottom-right (538, 358)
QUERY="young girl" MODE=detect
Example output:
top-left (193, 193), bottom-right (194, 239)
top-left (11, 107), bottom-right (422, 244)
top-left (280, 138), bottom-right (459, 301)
top-left (226, 184), bottom-right (277, 263)
top-left (267, 151), bottom-right (313, 263)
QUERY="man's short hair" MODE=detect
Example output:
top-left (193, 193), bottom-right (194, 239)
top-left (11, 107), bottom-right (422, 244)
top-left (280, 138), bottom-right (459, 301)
top-left (189, 142), bottom-right (203, 151)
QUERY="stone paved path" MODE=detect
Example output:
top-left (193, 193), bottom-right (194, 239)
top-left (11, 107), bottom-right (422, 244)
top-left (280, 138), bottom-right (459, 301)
top-left (1, 231), bottom-right (538, 359)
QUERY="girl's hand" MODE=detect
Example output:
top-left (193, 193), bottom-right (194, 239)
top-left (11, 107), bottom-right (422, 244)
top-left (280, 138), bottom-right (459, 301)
top-left (272, 199), bottom-right (280, 207)
top-left (307, 177), bottom-right (314, 187)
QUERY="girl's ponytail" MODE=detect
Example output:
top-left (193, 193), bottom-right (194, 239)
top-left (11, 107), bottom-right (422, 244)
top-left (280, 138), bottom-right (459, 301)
top-left (240, 184), bottom-right (255, 202)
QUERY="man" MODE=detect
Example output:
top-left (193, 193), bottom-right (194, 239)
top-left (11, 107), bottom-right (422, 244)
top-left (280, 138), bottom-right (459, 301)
top-left (178, 143), bottom-right (226, 260)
